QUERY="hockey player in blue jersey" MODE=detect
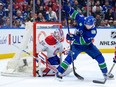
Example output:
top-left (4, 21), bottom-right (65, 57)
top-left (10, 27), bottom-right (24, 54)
top-left (55, 1), bottom-right (114, 80)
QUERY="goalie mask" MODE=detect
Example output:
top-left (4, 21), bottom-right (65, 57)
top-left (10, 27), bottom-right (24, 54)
top-left (52, 29), bottom-right (64, 42)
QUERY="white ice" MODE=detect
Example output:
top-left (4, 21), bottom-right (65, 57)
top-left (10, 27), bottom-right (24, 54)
top-left (0, 53), bottom-right (116, 87)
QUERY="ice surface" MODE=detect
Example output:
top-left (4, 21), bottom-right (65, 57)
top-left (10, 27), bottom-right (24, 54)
top-left (0, 53), bottom-right (116, 87)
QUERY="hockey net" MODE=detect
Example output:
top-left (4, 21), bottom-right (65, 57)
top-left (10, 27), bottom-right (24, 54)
top-left (1, 22), bottom-right (62, 77)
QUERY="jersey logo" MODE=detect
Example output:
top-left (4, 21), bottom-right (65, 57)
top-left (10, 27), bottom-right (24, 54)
top-left (79, 23), bottom-right (82, 26)
top-left (91, 30), bottom-right (96, 34)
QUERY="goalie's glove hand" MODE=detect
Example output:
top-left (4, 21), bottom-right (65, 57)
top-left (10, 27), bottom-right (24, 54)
top-left (113, 58), bottom-right (116, 63)
top-left (66, 33), bottom-right (75, 41)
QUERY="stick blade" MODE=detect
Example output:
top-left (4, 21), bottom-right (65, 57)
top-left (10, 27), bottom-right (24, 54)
top-left (73, 71), bottom-right (84, 80)
top-left (93, 79), bottom-right (106, 84)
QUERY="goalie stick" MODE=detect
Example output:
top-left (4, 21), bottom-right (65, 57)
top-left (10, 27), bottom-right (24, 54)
top-left (66, 14), bottom-right (84, 80)
top-left (13, 45), bottom-right (73, 77)
top-left (93, 46), bottom-right (116, 84)
top-left (13, 44), bottom-right (58, 73)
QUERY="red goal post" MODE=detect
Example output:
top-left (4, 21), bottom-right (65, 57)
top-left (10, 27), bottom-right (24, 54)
top-left (33, 22), bottom-right (62, 77)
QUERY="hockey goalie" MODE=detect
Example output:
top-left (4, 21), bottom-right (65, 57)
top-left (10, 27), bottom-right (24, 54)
top-left (36, 29), bottom-right (73, 77)
top-left (1, 22), bottom-right (72, 77)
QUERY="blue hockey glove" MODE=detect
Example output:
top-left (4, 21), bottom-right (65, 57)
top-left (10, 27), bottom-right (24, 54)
top-left (113, 58), bottom-right (116, 63)
top-left (74, 29), bottom-right (83, 36)
top-left (66, 33), bottom-right (75, 41)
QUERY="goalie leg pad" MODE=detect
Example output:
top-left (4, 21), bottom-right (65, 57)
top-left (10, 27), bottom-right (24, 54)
top-left (37, 52), bottom-right (48, 76)
top-left (38, 52), bottom-right (48, 63)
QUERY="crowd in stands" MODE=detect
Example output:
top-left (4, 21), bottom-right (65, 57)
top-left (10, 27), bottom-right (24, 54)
top-left (0, 0), bottom-right (116, 28)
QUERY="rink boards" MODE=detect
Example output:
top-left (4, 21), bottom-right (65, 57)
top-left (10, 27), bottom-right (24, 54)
top-left (0, 28), bottom-right (116, 59)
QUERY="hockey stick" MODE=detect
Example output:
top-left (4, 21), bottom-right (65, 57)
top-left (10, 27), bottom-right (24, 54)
top-left (93, 46), bottom-right (116, 84)
top-left (13, 44), bottom-right (58, 73)
top-left (66, 14), bottom-right (84, 80)
top-left (93, 63), bottom-right (115, 84)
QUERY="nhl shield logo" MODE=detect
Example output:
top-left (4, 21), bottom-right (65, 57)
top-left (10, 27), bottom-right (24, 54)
top-left (111, 31), bottom-right (116, 39)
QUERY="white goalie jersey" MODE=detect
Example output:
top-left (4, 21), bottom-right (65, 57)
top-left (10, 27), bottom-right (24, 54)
top-left (36, 33), bottom-right (72, 77)
top-left (37, 34), bottom-right (63, 58)
top-left (36, 34), bottom-right (64, 76)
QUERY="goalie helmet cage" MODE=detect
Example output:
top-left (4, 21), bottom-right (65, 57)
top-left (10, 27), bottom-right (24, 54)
top-left (33, 22), bottom-right (62, 77)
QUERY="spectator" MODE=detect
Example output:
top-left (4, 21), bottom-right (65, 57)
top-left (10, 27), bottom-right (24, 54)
top-left (22, 3), bottom-right (30, 20)
top-left (0, 2), bottom-right (5, 27)
top-left (37, 6), bottom-right (46, 19)
top-left (114, 9), bottom-right (116, 20)
top-left (109, 20), bottom-right (114, 27)
top-left (73, 0), bottom-right (81, 11)
top-left (0, 2), bottom-right (5, 18)
top-left (95, 14), bottom-right (102, 27)
top-left (28, 12), bottom-right (34, 22)
top-left (15, 10), bottom-right (24, 24)
top-left (45, 0), bottom-right (53, 10)
top-left (112, 20), bottom-right (116, 28)
top-left (35, 0), bottom-right (45, 14)
top-left (14, 0), bottom-right (25, 4)
top-left (92, 1), bottom-right (103, 17)
top-left (102, 1), bottom-right (112, 13)
top-left (0, 0), bottom-right (116, 28)
top-left (13, 20), bottom-right (21, 28)
top-left (104, 20), bottom-right (110, 27)
top-left (46, 7), bottom-right (58, 22)
top-left (99, 20), bottom-right (106, 27)
top-left (77, 0), bottom-right (86, 7)
top-left (2, 17), bottom-right (10, 28)
top-left (35, 12), bottom-right (46, 22)
top-left (92, 5), bottom-right (103, 18)
top-left (104, 8), bottom-right (114, 21)
top-left (109, 0), bottom-right (116, 7)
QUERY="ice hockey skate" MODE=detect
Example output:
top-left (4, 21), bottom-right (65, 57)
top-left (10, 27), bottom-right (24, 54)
top-left (55, 72), bottom-right (63, 81)
top-left (103, 73), bottom-right (114, 79)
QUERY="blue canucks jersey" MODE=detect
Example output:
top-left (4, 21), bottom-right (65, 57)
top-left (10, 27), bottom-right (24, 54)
top-left (56, 5), bottom-right (108, 77)
top-left (68, 7), bottom-right (97, 45)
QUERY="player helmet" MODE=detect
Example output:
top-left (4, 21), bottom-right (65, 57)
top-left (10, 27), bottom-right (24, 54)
top-left (84, 16), bottom-right (95, 29)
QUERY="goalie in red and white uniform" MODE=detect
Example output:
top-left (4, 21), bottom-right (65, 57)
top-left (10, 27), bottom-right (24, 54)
top-left (36, 29), bottom-right (72, 77)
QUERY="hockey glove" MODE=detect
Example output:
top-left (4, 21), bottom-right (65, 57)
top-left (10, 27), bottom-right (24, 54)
top-left (113, 58), bottom-right (116, 63)
top-left (74, 29), bottom-right (83, 36)
top-left (66, 33), bottom-right (75, 41)
top-left (62, 48), bottom-right (69, 55)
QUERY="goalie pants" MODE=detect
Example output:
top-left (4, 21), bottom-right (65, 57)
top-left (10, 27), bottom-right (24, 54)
top-left (57, 43), bottom-right (108, 74)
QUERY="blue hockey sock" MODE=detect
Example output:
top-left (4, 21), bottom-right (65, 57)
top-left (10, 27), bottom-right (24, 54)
top-left (57, 61), bottom-right (69, 74)
top-left (95, 55), bottom-right (108, 74)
